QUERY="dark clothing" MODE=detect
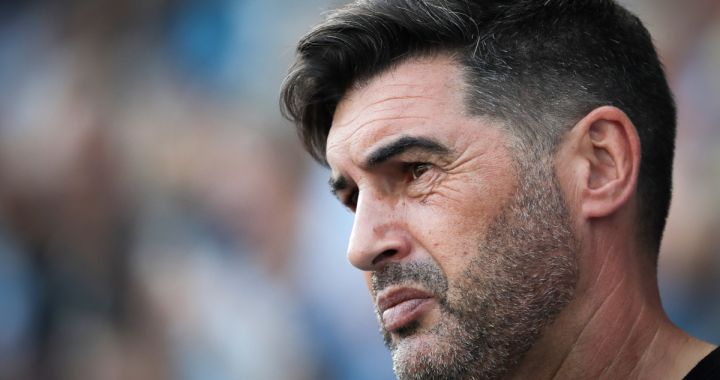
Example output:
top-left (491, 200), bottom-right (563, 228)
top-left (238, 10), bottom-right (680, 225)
top-left (685, 347), bottom-right (720, 380)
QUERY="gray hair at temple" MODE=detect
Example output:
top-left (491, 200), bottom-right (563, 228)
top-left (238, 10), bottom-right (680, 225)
top-left (280, 0), bottom-right (676, 255)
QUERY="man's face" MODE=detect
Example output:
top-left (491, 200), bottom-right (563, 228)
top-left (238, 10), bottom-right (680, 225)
top-left (325, 55), bottom-right (579, 379)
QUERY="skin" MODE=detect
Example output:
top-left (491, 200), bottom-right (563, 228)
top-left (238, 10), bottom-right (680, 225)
top-left (325, 54), bottom-right (716, 379)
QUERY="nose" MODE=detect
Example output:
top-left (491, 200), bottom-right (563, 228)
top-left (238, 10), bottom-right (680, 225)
top-left (347, 191), bottom-right (411, 271)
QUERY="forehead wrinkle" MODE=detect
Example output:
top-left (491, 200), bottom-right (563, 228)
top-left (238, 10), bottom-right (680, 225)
top-left (326, 114), bottom-right (432, 173)
top-left (326, 123), bottom-right (366, 172)
top-left (364, 94), bottom-right (435, 112)
top-left (333, 94), bottom-right (434, 130)
top-left (331, 95), bottom-right (436, 151)
top-left (330, 113), bottom-right (432, 153)
top-left (328, 55), bottom-right (463, 177)
top-left (329, 91), bottom-right (434, 157)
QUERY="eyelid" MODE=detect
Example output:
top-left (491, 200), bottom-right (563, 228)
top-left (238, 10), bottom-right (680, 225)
top-left (343, 188), bottom-right (359, 212)
top-left (336, 160), bottom-right (435, 211)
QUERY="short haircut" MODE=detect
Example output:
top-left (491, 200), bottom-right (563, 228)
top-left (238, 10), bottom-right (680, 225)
top-left (280, 0), bottom-right (676, 253)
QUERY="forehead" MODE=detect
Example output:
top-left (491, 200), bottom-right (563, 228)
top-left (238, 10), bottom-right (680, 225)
top-left (326, 55), bottom-right (472, 167)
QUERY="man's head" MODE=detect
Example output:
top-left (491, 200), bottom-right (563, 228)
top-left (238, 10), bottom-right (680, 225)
top-left (281, 1), bottom-right (676, 379)
top-left (282, 0), bottom-right (675, 251)
top-left (322, 56), bottom-right (580, 379)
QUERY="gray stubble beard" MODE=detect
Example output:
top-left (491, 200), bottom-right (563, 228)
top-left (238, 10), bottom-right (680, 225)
top-left (374, 158), bottom-right (580, 380)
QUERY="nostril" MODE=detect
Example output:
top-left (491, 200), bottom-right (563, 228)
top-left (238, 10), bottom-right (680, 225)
top-left (372, 249), bottom-right (398, 266)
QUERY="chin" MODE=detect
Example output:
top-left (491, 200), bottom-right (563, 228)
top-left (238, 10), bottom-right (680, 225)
top-left (388, 318), bottom-right (474, 380)
top-left (392, 335), bottom-right (445, 379)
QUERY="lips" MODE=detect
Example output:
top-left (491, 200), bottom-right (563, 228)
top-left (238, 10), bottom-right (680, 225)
top-left (377, 287), bottom-right (434, 332)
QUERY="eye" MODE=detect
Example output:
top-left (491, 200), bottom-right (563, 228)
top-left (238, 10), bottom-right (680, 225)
top-left (344, 189), bottom-right (359, 211)
top-left (409, 163), bottom-right (431, 180)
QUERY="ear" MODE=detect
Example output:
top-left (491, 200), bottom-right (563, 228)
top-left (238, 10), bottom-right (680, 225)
top-left (558, 106), bottom-right (641, 219)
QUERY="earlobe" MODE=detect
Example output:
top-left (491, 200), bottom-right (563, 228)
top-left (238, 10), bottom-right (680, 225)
top-left (577, 106), bottom-right (641, 219)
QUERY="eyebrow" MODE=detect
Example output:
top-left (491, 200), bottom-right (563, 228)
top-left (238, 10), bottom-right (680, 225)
top-left (328, 135), bottom-right (451, 197)
top-left (365, 135), bottom-right (450, 167)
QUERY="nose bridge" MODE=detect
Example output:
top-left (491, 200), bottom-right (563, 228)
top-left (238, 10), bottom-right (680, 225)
top-left (347, 189), bottom-right (409, 271)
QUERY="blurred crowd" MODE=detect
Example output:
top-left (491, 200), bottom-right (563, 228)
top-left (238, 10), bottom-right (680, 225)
top-left (0, 1), bottom-right (717, 379)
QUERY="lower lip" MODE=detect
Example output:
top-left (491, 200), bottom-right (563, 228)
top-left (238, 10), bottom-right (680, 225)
top-left (382, 298), bottom-right (434, 332)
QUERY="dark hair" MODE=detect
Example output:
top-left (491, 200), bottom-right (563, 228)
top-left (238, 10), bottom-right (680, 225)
top-left (280, 0), bottom-right (676, 253)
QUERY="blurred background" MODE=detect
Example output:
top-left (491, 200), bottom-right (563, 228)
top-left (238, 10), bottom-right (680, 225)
top-left (0, 0), bottom-right (717, 379)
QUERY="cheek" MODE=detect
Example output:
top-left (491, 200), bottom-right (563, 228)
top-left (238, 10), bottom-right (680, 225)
top-left (406, 196), bottom-right (486, 277)
top-left (406, 171), bottom-right (516, 277)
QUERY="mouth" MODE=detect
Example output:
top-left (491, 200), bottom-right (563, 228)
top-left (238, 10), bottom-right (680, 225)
top-left (377, 287), bottom-right (435, 332)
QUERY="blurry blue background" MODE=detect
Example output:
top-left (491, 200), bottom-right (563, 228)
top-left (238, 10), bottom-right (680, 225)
top-left (0, 1), bottom-right (717, 379)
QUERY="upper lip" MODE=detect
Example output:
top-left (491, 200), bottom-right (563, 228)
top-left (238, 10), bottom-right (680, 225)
top-left (376, 287), bottom-right (434, 314)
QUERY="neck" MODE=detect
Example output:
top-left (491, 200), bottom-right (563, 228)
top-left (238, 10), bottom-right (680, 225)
top-left (507, 229), bottom-right (715, 380)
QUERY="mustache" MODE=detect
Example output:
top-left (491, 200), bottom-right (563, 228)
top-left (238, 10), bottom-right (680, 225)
top-left (371, 261), bottom-right (449, 298)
